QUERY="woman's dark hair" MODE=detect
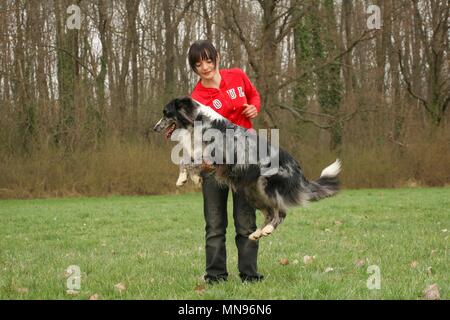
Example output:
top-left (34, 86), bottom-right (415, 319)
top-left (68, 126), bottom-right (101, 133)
top-left (188, 40), bottom-right (218, 73)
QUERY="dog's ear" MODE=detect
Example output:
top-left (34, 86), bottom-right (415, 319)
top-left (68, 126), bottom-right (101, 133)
top-left (175, 97), bottom-right (194, 109)
top-left (175, 97), bottom-right (195, 125)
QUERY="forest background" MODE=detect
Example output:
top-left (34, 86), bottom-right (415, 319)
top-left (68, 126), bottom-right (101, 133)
top-left (0, 0), bottom-right (449, 199)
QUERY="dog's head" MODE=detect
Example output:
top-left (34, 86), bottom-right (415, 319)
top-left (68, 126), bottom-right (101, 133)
top-left (153, 97), bottom-right (197, 138)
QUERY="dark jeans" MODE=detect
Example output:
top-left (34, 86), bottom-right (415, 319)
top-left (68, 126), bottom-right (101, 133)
top-left (201, 172), bottom-right (261, 281)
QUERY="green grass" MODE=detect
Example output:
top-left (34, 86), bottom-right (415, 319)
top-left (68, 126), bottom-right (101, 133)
top-left (0, 188), bottom-right (448, 300)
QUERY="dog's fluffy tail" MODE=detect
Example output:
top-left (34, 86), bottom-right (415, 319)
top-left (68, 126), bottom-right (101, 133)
top-left (305, 159), bottom-right (342, 202)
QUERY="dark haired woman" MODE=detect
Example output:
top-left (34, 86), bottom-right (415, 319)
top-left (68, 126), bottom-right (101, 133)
top-left (188, 40), bottom-right (263, 284)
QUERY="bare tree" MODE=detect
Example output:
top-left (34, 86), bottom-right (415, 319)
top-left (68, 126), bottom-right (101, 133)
top-left (399, 0), bottom-right (450, 125)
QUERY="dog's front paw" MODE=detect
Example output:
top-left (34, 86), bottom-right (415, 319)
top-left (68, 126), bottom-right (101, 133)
top-left (190, 174), bottom-right (202, 186)
top-left (176, 177), bottom-right (188, 187)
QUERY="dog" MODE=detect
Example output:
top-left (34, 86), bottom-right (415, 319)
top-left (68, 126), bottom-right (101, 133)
top-left (153, 97), bottom-right (342, 240)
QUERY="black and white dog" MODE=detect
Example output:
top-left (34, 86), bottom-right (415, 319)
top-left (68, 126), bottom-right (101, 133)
top-left (153, 97), bottom-right (342, 241)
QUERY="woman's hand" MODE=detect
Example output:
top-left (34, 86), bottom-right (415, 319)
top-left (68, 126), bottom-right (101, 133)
top-left (242, 104), bottom-right (258, 119)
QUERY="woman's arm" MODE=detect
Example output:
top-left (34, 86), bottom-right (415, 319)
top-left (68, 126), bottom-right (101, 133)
top-left (239, 69), bottom-right (260, 119)
top-left (240, 69), bottom-right (261, 113)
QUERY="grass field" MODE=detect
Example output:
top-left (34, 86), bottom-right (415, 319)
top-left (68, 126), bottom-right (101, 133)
top-left (0, 188), bottom-right (448, 300)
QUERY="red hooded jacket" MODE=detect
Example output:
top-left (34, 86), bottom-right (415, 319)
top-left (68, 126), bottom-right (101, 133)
top-left (191, 68), bottom-right (260, 129)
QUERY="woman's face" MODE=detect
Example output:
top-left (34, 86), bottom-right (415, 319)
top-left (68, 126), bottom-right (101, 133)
top-left (194, 58), bottom-right (218, 81)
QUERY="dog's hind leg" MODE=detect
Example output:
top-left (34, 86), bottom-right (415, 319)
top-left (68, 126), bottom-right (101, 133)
top-left (249, 229), bottom-right (262, 241)
top-left (261, 209), bottom-right (285, 237)
top-left (272, 210), bottom-right (286, 229)
top-left (249, 209), bottom-right (272, 241)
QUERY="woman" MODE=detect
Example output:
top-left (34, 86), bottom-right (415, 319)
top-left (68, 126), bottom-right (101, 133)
top-left (188, 40), bottom-right (264, 284)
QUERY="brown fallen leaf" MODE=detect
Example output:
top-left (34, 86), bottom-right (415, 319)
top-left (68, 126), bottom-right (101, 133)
top-left (334, 220), bottom-right (343, 226)
top-left (195, 284), bottom-right (206, 295)
top-left (423, 284), bottom-right (440, 300)
top-left (279, 258), bottom-right (289, 266)
top-left (355, 259), bottom-right (365, 267)
top-left (114, 282), bottom-right (127, 293)
top-left (89, 294), bottom-right (100, 300)
top-left (410, 261), bottom-right (418, 269)
top-left (16, 288), bottom-right (28, 294)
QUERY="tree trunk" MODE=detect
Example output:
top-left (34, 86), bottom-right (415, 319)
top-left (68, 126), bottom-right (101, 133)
top-left (257, 0), bottom-right (279, 128)
top-left (293, 0), bottom-right (313, 110)
top-left (314, 0), bottom-right (343, 151)
top-left (54, 0), bottom-right (79, 150)
top-left (163, 0), bottom-right (175, 100)
top-left (341, 0), bottom-right (354, 96)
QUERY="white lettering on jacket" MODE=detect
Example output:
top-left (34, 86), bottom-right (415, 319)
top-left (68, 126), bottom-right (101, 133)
top-left (212, 99), bottom-right (222, 109)
top-left (227, 89), bottom-right (237, 99)
top-left (238, 86), bottom-right (245, 97)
